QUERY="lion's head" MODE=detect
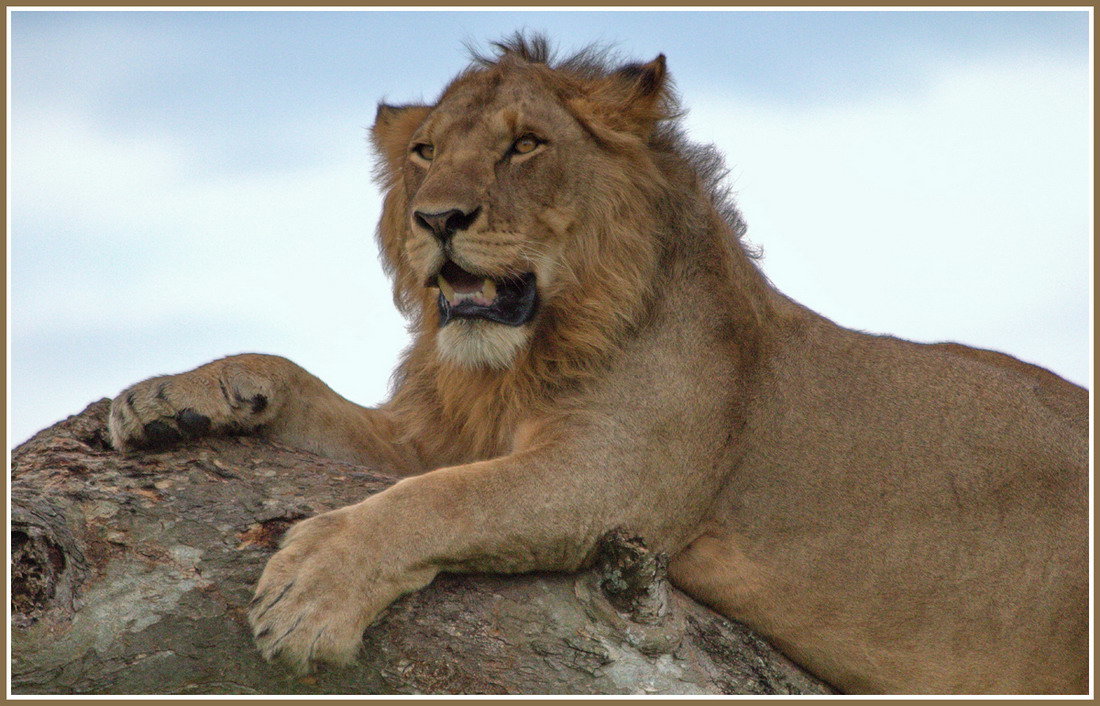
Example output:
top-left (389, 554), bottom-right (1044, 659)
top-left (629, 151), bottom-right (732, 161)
top-left (371, 35), bottom-right (754, 379)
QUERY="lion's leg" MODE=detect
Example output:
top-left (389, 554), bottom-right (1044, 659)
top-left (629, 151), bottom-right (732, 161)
top-left (108, 353), bottom-right (423, 473)
top-left (248, 428), bottom-right (728, 670)
top-left (667, 530), bottom-right (768, 621)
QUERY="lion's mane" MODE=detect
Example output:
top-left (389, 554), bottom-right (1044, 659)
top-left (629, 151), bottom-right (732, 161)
top-left (371, 34), bottom-right (772, 464)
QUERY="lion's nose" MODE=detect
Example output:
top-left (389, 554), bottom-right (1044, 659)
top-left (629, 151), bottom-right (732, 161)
top-left (414, 207), bottom-right (481, 244)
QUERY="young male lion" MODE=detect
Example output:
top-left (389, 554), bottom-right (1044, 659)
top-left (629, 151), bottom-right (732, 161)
top-left (108, 37), bottom-right (1088, 694)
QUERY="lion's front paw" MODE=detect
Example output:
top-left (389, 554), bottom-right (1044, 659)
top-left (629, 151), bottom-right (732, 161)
top-left (248, 508), bottom-right (430, 673)
top-left (108, 358), bottom-right (279, 451)
top-left (248, 555), bottom-right (372, 673)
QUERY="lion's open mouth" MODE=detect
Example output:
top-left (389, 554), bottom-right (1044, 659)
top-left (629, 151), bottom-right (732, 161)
top-left (432, 260), bottom-right (538, 327)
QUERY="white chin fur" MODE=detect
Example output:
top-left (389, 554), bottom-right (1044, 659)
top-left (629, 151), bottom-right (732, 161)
top-left (436, 319), bottom-right (530, 369)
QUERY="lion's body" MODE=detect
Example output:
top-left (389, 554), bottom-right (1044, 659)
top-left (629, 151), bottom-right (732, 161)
top-left (672, 298), bottom-right (1088, 693)
top-left (108, 36), bottom-right (1089, 694)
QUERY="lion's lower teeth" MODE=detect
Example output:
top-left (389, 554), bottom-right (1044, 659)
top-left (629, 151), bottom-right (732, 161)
top-left (482, 278), bottom-right (497, 300)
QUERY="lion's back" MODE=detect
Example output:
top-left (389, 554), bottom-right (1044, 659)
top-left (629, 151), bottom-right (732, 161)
top-left (757, 317), bottom-right (1087, 484)
top-left (927, 341), bottom-right (1088, 431)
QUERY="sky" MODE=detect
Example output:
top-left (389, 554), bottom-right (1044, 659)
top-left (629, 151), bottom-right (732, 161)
top-left (8, 9), bottom-right (1093, 447)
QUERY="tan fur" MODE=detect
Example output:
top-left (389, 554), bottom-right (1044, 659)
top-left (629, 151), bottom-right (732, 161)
top-left (108, 37), bottom-right (1088, 694)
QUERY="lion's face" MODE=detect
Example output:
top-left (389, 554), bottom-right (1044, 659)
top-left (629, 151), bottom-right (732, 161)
top-left (401, 73), bottom-right (592, 368)
top-left (373, 53), bottom-right (670, 370)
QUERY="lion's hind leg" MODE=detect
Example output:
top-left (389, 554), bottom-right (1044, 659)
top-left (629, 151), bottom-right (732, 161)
top-left (667, 532), bottom-right (851, 690)
top-left (667, 530), bottom-right (769, 625)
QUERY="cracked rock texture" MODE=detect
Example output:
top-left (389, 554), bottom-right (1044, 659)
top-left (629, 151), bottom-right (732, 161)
top-left (10, 400), bottom-right (835, 695)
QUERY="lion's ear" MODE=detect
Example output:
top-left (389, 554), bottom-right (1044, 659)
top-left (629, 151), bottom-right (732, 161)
top-left (611, 54), bottom-right (667, 106)
top-left (371, 103), bottom-right (433, 172)
top-left (572, 55), bottom-right (670, 141)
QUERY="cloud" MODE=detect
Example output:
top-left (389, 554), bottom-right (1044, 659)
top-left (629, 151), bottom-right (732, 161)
top-left (12, 107), bottom-right (397, 326)
top-left (10, 14), bottom-right (192, 112)
top-left (10, 107), bottom-right (412, 444)
top-left (683, 53), bottom-right (1090, 386)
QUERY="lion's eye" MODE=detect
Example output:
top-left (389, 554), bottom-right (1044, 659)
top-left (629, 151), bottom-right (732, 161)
top-left (412, 143), bottom-right (435, 161)
top-left (510, 134), bottom-right (543, 156)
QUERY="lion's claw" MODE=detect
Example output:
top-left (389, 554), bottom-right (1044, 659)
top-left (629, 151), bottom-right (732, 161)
top-left (248, 574), bottom-right (368, 673)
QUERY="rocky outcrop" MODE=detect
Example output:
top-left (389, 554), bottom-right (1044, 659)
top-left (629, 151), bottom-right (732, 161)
top-left (10, 400), bottom-right (834, 695)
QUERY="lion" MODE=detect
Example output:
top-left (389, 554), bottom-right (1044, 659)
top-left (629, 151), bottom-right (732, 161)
top-left (107, 36), bottom-right (1088, 694)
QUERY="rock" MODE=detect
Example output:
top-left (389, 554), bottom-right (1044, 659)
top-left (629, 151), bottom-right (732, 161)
top-left (10, 400), bottom-right (835, 695)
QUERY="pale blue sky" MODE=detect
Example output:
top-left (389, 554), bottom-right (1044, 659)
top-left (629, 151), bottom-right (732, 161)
top-left (8, 9), bottom-right (1092, 446)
